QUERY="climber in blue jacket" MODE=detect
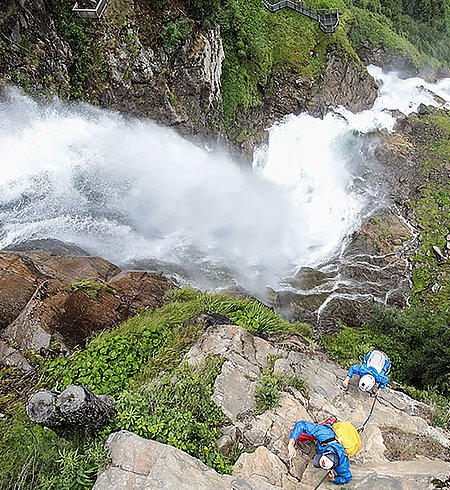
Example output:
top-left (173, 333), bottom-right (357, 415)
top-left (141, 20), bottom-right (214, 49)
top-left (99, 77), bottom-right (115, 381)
top-left (342, 349), bottom-right (391, 396)
top-left (287, 420), bottom-right (352, 485)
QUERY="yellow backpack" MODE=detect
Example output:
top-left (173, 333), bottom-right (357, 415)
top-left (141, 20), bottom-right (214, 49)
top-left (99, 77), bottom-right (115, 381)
top-left (332, 422), bottom-right (361, 456)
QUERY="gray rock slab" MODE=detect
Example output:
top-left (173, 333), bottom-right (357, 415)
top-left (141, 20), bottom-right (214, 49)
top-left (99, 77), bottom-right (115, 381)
top-left (93, 431), bottom-right (281, 490)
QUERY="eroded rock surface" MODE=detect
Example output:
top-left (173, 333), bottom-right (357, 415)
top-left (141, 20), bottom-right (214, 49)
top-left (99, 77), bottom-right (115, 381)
top-left (95, 324), bottom-right (450, 489)
top-left (0, 240), bottom-right (175, 363)
top-left (93, 430), bottom-right (282, 490)
top-left (274, 206), bottom-right (414, 331)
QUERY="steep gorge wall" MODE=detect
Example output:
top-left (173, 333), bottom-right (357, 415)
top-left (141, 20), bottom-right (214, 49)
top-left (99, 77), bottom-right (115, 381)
top-left (0, 0), bottom-right (378, 150)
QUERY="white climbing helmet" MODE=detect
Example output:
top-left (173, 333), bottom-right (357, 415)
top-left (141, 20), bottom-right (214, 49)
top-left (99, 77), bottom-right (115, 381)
top-left (319, 452), bottom-right (338, 470)
top-left (359, 374), bottom-right (376, 392)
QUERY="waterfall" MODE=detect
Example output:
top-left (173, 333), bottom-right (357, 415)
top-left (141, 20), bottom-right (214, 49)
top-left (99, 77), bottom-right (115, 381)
top-left (0, 68), bottom-right (449, 296)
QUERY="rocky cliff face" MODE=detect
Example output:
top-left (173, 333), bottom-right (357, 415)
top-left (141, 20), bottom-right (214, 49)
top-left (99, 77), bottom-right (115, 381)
top-left (0, 239), bottom-right (174, 368)
top-left (0, 0), bottom-right (72, 94)
top-left (0, 0), bottom-right (378, 152)
top-left (94, 323), bottom-right (450, 489)
top-left (0, 0), bottom-right (225, 139)
top-left (232, 45), bottom-right (379, 158)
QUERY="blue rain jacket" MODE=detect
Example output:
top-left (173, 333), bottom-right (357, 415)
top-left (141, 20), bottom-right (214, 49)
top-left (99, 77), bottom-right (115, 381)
top-left (290, 421), bottom-right (352, 485)
top-left (347, 350), bottom-right (391, 388)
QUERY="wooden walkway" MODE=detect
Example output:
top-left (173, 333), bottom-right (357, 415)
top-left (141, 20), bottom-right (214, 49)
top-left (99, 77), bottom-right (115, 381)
top-left (262, 0), bottom-right (339, 33)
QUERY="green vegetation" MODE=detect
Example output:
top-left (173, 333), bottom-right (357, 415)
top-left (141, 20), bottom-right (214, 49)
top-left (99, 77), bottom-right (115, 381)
top-left (0, 407), bottom-right (108, 490)
top-left (1, 288), bottom-right (310, 488)
top-left (410, 113), bottom-right (450, 317)
top-left (255, 354), bottom-right (308, 413)
top-left (112, 358), bottom-right (232, 473)
top-left (50, 0), bottom-right (106, 100)
top-left (217, 0), bottom-right (340, 126)
top-left (160, 19), bottom-right (193, 52)
top-left (322, 312), bottom-right (450, 429)
top-left (69, 280), bottom-right (116, 298)
top-left (210, 0), bottom-right (449, 127)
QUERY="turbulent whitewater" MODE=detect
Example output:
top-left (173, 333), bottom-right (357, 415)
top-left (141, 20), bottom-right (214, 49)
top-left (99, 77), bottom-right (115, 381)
top-left (0, 67), bottom-right (449, 295)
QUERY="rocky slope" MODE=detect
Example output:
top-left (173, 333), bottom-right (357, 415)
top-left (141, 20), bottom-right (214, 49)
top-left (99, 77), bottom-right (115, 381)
top-left (94, 323), bottom-right (450, 489)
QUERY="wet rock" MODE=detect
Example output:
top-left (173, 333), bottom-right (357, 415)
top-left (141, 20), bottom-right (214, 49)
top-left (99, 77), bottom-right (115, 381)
top-left (0, 243), bottom-right (174, 356)
top-left (307, 48), bottom-right (378, 115)
top-left (1, 280), bottom-right (67, 353)
top-left (0, 0), bottom-right (72, 95)
top-left (108, 271), bottom-right (174, 313)
top-left (286, 268), bottom-right (330, 291)
top-left (317, 295), bottom-right (375, 331)
top-left (231, 45), bottom-right (379, 159)
top-left (100, 21), bottom-right (225, 139)
top-left (1, 271), bottom-right (174, 352)
top-left (4, 239), bottom-right (88, 256)
top-left (417, 103), bottom-right (429, 115)
top-left (275, 206), bottom-right (413, 331)
top-left (0, 254), bottom-right (43, 330)
top-left (54, 288), bottom-right (121, 349)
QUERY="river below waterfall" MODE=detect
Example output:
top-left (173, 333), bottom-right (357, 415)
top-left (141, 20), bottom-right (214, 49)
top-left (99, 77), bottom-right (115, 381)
top-left (1, 66), bottom-right (449, 327)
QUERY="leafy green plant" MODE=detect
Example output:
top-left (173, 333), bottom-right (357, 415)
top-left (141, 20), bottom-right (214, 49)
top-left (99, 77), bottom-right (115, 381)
top-left (52, 9), bottom-right (106, 100)
top-left (43, 326), bottom-right (166, 396)
top-left (0, 407), bottom-right (107, 490)
top-left (255, 369), bottom-right (284, 413)
top-left (112, 357), bottom-right (233, 473)
top-left (255, 356), bottom-right (308, 413)
top-left (160, 19), bottom-right (192, 52)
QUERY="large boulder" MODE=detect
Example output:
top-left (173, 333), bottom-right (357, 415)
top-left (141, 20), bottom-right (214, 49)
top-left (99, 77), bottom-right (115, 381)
top-left (93, 430), bottom-right (281, 490)
top-left (1, 271), bottom-right (174, 353)
top-left (0, 241), bottom-right (175, 360)
top-left (0, 240), bottom-right (120, 332)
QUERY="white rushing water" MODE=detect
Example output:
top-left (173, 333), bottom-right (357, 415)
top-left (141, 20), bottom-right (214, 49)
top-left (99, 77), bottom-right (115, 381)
top-left (0, 67), bottom-right (449, 294)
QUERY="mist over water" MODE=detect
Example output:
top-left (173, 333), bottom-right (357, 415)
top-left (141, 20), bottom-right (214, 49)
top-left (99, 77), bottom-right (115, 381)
top-left (0, 67), bottom-right (449, 295)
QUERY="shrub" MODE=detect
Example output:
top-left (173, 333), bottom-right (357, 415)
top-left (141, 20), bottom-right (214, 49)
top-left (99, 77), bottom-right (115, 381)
top-left (160, 19), bottom-right (192, 52)
top-left (255, 355), bottom-right (308, 413)
top-left (0, 408), bottom-right (107, 490)
top-left (9, 287), bottom-right (312, 485)
top-left (43, 326), bottom-right (166, 396)
top-left (112, 357), bottom-right (233, 473)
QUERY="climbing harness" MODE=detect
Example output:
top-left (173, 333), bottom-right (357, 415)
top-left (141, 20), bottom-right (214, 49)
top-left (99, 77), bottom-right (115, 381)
top-left (357, 395), bottom-right (377, 433)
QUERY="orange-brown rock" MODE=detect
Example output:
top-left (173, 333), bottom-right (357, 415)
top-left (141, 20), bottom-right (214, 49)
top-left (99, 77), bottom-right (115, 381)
top-left (108, 271), bottom-right (174, 314)
top-left (0, 254), bottom-right (45, 330)
top-left (1, 270), bottom-right (175, 354)
top-left (0, 240), bottom-right (120, 332)
top-left (0, 240), bottom-right (175, 359)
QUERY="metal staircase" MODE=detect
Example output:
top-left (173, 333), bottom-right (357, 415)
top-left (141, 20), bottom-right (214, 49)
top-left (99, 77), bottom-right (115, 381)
top-left (262, 0), bottom-right (339, 33)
